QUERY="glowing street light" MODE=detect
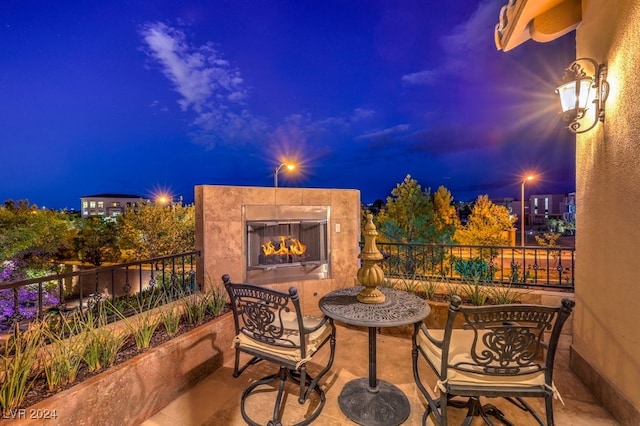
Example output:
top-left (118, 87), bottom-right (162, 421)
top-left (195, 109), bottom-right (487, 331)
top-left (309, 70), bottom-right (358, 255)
top-left (274, 162), bottom-right (296, 187)
top-left (521, 175), bottom-right (535, 247)
top-left (157, 195), bottom-right (169, 205)
top-left (155, 193), bottom-right (182, 210)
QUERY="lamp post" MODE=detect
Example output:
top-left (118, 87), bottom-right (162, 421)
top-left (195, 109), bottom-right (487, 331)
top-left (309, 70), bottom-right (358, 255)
top-left (274, 162), bottom-right (295, 187)
top-left (521, 175), bottom-right (534, 247)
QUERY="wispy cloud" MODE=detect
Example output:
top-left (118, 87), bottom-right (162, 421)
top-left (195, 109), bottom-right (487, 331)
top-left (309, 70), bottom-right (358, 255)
top-left (356, 124), bottom-right (410, 141)
top-left (401, 70), bottom-right (437, 86)
top-left (438, 0), bottom-right (499, 74)
top-left (140, 22), bottom-right (246, 112)
top-left (351, 108), bottom-right (375, 121)
top-left (399, 0), bottom-right (499, 84)
top-left (141, 22), bottom-right (389, 152)
top-left (140, 22), bottom-right (264, 147)
top-left (406, 125), bottom-right (495, 156)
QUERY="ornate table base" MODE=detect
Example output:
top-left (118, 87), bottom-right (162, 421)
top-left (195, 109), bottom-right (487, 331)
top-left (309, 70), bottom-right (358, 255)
top-left (319, 287), bottom-right (430, 426)
top-left (338, 378), bottom-right (410, 426)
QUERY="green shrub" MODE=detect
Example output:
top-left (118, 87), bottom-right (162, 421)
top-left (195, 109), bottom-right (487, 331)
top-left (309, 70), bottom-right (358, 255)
top-left (159, 305), bottom-right (182, 336)
top-left (489, 285), bottom-right (529, 305)
top-left (42, 315), bottom-right (84, 391)
top-left (0, 326), bottom-right (43, 410)
top-left (420, 280), bottom-right (439, 300)
top-left (452, 257), bottom-right (494, 282)
top-left (116, 295), bottom-right (162, 351)
top-left (461, 283), bottom-right (489, 306)
top-left (76, 306), bottom-right (127, 372)
top-left (203, 286), bottom-right (226, 317)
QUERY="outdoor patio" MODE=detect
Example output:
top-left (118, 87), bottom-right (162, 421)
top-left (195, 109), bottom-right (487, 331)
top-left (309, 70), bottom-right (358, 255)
top-left (143, 323), bottom-right (617, 426)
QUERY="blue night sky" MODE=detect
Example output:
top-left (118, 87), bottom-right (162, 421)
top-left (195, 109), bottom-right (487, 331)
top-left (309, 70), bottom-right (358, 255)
top-left (0, 0), bottom-right (576, 210)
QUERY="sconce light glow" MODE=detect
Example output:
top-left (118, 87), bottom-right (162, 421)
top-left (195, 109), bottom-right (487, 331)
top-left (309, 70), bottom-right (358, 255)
top-left (555, 57), bottom-right (609, 134)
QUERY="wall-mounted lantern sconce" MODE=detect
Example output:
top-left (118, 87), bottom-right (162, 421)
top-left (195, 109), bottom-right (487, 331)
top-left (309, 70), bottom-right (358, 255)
top-left (555, 58), bottom-right (609, 133)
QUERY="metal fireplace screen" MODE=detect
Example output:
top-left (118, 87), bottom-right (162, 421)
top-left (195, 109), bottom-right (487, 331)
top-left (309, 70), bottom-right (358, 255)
top-left (246, 220), bottom-right (328, 268)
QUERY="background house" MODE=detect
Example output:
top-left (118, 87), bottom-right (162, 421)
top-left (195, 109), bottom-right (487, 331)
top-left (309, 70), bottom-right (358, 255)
top-left (80, 193), bottom-right (147, 218)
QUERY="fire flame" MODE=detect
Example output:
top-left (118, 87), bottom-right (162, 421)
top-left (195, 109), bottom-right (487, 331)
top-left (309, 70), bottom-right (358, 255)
top-left (261, 236), bottom-right (307, 257)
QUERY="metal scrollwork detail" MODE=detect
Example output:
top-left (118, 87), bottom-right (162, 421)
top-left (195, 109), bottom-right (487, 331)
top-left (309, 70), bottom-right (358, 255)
top-left (320, 287), bottom-right (429, 326)
top-left (461, 309), bottom-right (556, 375)
top-left (477, 328), bottom-right (537, 369)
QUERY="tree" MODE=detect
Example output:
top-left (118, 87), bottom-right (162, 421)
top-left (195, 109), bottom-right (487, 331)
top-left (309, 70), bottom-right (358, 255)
top-left (374, 176), bottom-right (458, 277)
top-left (0, 200), bottom-right (75, 280)
top-left (118, 203), bottom-right (195, 260)
top-left (454, 195), bottom-right (515, 246)
top-left (375, 175), bottom-right (437, 243)
top-left (432, 186), bottom-right (459, 244)
top-left (73, 216), bottom-right (120, 266)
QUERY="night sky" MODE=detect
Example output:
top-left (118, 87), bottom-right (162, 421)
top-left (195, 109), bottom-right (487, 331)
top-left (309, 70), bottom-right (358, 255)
top-left (0, 0), bottom-right (576, 210)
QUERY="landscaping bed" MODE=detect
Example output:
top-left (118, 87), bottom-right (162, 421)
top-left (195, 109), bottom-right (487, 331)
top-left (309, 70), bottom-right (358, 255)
top-left (7, 311), bottom-right (234, 425)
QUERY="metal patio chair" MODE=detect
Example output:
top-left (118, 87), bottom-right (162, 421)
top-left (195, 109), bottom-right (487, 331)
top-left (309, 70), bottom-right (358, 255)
top-left (412, 295), bottom-right (575, 425)
top-left (222, 274), bottom-right (336, 426)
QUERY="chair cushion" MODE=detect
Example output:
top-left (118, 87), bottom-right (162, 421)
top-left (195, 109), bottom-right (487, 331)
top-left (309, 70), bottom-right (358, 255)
top-left (234, 315), bottom-right (333, 367)
top-left (417, 328), bottom-right (545, 388)
top-left (280, 311), bottom-right (324, 330)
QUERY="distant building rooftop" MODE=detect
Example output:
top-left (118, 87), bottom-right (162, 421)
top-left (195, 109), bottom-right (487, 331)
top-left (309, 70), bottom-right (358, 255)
top-left (81, 194), bottom-right (144, 199)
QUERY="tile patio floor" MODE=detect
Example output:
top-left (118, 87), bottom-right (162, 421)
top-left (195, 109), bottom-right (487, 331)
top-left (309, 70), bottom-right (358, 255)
top-left (143, 324), bottom-right (617, 426)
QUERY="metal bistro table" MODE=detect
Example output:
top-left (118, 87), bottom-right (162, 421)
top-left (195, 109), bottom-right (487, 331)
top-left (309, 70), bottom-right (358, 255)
top-left (319, 286), bottom-right (430, 426)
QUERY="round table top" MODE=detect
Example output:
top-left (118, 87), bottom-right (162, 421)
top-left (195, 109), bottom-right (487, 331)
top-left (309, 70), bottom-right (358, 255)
top-left (319, 286), bottom-right (430, 327)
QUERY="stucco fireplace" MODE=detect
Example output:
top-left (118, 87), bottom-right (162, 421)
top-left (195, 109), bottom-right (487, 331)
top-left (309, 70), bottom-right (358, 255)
top-left (244, 205), bottom-right (329, 284)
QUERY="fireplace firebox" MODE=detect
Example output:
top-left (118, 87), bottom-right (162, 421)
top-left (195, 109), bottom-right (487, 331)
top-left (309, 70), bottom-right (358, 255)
top-left (244, 205), bottom-right (330, 284)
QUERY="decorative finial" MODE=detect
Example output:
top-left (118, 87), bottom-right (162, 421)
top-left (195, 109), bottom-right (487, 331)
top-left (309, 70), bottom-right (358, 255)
top-left (356, 213), bottom-right (385, 303)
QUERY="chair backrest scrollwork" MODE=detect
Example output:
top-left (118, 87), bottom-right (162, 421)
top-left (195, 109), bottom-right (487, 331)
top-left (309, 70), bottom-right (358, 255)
top-left (223, 274), bottom-right (306, 352)
top-left (444, 295), bottom-right (575, 380)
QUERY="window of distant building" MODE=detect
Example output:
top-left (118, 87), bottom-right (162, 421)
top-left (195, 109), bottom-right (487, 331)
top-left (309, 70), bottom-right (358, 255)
top-left (111, 202), bottom-right (120, 207)
top-left (97, 201), bottom-right (104, 208)
top-left (544, 198), bottom-right (549, 218)
top-left (89, 201), bottom-right (96, 208)
top-left (126, 202), bottom-right (132, 208)
top-left (82, 201), bottom-right (88, 208)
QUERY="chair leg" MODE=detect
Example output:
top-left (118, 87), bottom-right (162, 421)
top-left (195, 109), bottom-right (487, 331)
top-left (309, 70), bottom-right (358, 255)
top-left (240, 371), bottom-right (282, 426)
top-left (440, 393), bottom-right (449, 425)
top-left (233, 352), bottom-right (262, 378)
top-left (241, 363), bottom-right (330, 426)
top-left (503, 396), bottom-right (548, 426)
top-left (545, 395), bottom-right (555, 426)
top-left (271, 366), bottom-right (288, 425)
top-left (412, 342), bottom-right (439, 425)
top-left (297, 364), bottom-right (308, 404)
top-left (302, 329), bottom-right (337, 402)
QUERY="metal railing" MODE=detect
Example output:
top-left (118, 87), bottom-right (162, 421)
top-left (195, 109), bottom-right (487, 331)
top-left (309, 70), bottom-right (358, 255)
top-left (374, 242), bottom-right (574, 291)
top-left (0, 251), bottom-right (200, 332)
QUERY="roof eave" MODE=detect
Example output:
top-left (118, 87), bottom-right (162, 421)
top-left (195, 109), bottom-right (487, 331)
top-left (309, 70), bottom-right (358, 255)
top-left (495, 0), bottom-right (582, 52)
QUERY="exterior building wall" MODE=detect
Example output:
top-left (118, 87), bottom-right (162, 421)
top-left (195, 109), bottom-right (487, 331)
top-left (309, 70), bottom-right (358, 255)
top-left (80, 194), bottom-right (146, 217)
top-left (195, 185), bottom-right (361, 316)
top-left (529, 193), bottom-right (567, 226)
top-left (573, 0), bottom-right (640, 420)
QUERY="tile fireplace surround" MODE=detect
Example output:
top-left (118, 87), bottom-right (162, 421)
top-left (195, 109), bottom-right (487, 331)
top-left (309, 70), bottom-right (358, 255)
top-left (195, 185), bottom-right (361, 316)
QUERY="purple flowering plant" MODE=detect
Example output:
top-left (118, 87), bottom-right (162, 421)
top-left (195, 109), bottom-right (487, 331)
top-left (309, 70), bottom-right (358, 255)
top-left (0, 260), bottom-right (60, 324)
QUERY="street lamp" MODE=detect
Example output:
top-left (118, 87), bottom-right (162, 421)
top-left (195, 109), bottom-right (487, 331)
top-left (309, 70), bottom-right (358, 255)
top-left (274, 162), bottom-right (295, 187)
top-left (521, 175), bottom-right (534, 247)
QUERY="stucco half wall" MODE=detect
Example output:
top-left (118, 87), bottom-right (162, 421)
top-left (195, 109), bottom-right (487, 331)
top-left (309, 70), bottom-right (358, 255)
top-left (195, 185), bottom-right (361, 316)
top-left (573, 0), bottom-right (640, 423)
